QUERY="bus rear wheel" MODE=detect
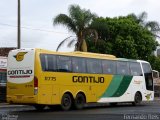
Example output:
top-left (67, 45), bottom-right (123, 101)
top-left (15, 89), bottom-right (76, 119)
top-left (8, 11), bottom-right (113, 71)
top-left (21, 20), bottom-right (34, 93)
top-left (132, 92), bottom-right (142, 106)
top-left (74, 93), bottom-right (86, 110)
top-left (61, 93), bottom-right (72, 111)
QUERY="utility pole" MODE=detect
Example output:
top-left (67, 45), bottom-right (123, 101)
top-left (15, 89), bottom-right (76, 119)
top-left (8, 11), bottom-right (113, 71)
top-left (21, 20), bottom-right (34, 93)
top-left (17, 0), bottom-right (21, 49)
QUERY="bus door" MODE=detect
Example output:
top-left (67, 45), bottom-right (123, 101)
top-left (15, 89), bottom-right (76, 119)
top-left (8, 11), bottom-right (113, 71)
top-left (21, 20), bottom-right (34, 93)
top-left (142, 63), bottom-right (154, 91)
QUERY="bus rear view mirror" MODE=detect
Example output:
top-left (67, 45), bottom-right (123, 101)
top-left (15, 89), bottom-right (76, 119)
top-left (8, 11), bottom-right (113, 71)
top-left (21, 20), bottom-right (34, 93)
top-left (152, 70), bottom-right (159, 79)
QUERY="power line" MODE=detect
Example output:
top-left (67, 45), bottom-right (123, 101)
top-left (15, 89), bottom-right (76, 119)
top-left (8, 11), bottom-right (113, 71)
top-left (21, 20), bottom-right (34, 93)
top-left (1, 22), bottom-right (159, 39)
top-left (0, 22), bottom-right (70, 34)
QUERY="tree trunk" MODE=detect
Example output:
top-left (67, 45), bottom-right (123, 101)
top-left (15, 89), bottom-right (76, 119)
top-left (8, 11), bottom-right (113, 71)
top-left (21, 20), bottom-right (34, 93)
top-left (81, 39), bottom-right (87, 52)
top-left (76, 32), bottom-right (83, 51)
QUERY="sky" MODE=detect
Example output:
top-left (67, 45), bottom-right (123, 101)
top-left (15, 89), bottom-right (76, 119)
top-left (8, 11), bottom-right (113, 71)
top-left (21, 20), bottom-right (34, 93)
top-left (0, 0), bottom-right (160, 52)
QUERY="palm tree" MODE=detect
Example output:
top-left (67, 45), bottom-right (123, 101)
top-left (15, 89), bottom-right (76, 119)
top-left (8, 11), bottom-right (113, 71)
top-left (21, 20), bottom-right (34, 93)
top-left (53, 4), bottom-right (98, 51)
top-left (128, 12), bottom-right (160, 38)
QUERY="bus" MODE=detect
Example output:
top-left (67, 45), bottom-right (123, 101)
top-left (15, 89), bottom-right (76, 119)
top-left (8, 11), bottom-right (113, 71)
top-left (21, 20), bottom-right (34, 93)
top-left (7, 48), bottom-right (155, 110)
top-left (0, 56), bottom-right (7, 102)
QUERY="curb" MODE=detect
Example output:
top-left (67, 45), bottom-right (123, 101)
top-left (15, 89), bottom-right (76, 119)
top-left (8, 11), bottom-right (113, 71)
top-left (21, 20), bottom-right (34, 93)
top-left (0, 103), bottom-right (27, 108)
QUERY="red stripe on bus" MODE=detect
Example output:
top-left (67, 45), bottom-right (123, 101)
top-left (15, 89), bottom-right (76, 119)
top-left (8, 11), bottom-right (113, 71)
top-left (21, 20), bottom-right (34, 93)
top-left (9, 76), bottom-right (30, 78)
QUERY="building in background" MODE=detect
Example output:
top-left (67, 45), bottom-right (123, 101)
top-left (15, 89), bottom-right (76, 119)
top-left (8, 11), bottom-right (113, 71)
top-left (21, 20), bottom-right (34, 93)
top-left (0, 47), bottom-right (15, 102)
top-left (0, 47), bottom-right (16, 56)
top-left (0, 56), bottom-right (7, 102)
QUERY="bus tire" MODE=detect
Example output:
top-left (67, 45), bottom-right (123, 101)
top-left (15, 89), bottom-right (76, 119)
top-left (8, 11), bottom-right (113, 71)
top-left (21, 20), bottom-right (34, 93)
top-left (74, 93), bottom-right (86, 110)
top-left (61, 93), bottom-right (72, 111)
top-left (33, 105), bottom-right (45, 111)
top-left (132, 92), bottom-right (142, 106)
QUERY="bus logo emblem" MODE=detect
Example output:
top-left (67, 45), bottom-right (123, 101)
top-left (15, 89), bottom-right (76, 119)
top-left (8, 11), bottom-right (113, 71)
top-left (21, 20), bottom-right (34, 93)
top-left (14, 52), bottom-right (27, 61)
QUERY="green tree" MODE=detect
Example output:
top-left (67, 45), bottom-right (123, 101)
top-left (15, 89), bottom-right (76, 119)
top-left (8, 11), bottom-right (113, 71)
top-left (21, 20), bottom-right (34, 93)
top-left (128, 12), bottom-right (160, 37)
top-left (89, 15), bottom-right (158, 60)
top-left (114, 36), bottom-right (138, 58)
top-left (86, 37), bottom-right (113, 54)
top-left (53, 4), bottom-right (98, 51)
top-left (148, 55), bottom-right (160, 71)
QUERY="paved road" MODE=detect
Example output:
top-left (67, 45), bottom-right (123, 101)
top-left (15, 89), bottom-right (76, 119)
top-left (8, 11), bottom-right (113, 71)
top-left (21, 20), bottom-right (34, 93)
top-left (0, 100), bottom-right (160, 120)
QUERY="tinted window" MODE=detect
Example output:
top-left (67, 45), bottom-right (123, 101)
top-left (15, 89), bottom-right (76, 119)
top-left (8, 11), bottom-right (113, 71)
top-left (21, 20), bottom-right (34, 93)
top-left (47, 55), bottom-right (56, 71)
top-left (40, 54), bottom-right (46, 71)
top-left (142, 63), bottom-right (153, 91)
top-left (102, 60), bottom-right (116, 74)
top-left (72, 57), bottom-right (86, 73)
top-left (130, 62), bottom-right (142, 76)
top-left (86, 58), bottom-right (102, 74)
top-left (117, 61), bottom-right (130, 75)
top-left (142, 63), bottom-right (152, 73)
top-left (57, 56), bottom-right (72, 72)
top-left (40, 54), bottom-right (56, 71)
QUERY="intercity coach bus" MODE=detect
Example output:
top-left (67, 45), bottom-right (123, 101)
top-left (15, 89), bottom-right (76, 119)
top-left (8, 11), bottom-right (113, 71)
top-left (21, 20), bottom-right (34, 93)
top-left (7, 48), bottom-right (154, 110)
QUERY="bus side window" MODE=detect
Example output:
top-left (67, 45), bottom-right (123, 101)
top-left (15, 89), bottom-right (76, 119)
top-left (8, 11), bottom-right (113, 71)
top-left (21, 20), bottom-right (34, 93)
top-left (72, 58), bottom-right (79, 72)
top-left (72, 57), bottom-right (86, 73)
top-left (47, 54), bottom-right (56, 71)
top-left (129, 62), bottom-right (142, 76)
top-left (40, 54), bottom-right (47, 71)
top-left (86, 58), bottom-right (102, 74)
top-left (117, 61), bottom-right (130, 75)
top-left (57, 56), bottom-right (72, 72)
top-left (102, 60), bottom-right (116, 74)
top-left (40, 54), bottom-right (56, 72)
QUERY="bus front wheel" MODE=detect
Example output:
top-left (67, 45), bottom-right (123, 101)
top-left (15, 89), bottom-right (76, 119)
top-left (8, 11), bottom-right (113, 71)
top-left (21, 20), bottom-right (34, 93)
top-left (61, 93), bottom-right (72, 111)
top-left (132, 92), bottom-right (142, 106)
top-left (74, 93), bottom-right (86, 110)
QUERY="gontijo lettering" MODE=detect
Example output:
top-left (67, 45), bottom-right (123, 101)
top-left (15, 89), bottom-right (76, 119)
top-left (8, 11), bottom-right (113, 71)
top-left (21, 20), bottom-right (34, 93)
top-left (73, 76), bottom-right (105, 83)
top-left (8, 70), bottom-right (33, 75)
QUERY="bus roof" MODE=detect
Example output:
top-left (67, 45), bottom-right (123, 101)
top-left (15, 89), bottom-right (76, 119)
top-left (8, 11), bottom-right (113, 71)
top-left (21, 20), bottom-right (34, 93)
top-left (137, 60), bottom-right (149, 64)
top-left (10, 48), bottom-right (149, 63)
top-left (118, 58), bottom-right (149, 63)
top-left (35, 48), bottom-right (116, 60)
top-left (70, 51), bottom-right (116, 58)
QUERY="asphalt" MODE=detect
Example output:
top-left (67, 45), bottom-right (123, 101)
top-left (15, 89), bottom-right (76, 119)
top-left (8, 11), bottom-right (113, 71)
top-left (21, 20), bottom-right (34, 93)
top-left (0, 103), bottom-right (26, 108)
top-left (1, 100), bottom-right (160, 120)
top-left (0, 97), bottom-right (159, 108)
